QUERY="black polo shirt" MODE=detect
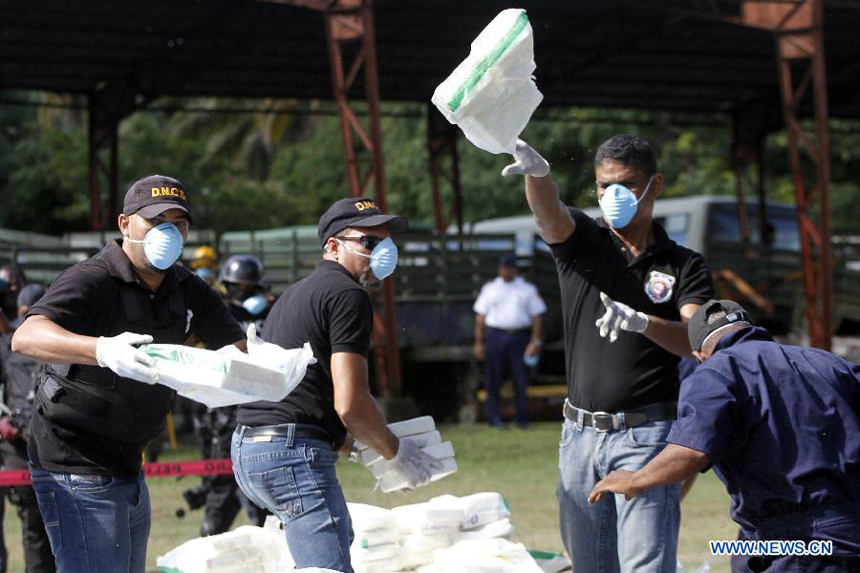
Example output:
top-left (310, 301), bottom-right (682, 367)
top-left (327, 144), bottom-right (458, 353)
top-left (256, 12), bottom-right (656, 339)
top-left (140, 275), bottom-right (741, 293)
top-left (552, 208), bottom-right (714, 413)
top-left (237, 260), bottom-right (373, 450)
top-left (26, 240), bottom-right (244, 478)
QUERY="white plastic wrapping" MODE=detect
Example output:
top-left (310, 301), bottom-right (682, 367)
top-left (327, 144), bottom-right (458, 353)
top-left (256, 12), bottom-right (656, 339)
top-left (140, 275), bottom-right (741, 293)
top-left (154, 525), bottom-right (293, 573)
top-left (432, 538), bottom-right (545, 573)
top-left (141, 340), bottom-right (314, 408)
top-left (431, 8), bottom-right (542, 155)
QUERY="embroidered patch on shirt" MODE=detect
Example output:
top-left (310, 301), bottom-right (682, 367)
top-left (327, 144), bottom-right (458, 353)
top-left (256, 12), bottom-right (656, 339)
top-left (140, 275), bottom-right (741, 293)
top-left (644, 270), bottom-right (676, 304)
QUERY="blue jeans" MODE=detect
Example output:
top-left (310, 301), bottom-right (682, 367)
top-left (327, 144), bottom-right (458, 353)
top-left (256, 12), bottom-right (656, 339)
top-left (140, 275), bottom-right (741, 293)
top-left (557, 417), bottom-right (680, 573)
top-left (29, 465), bottom-right (150, 573)
top-left (231, 424), bottom-right (353, 572)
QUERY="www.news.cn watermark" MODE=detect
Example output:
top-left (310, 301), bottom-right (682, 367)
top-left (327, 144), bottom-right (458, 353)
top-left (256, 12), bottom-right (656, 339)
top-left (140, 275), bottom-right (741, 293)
top-left (709, 539), bottom-right (833, 557)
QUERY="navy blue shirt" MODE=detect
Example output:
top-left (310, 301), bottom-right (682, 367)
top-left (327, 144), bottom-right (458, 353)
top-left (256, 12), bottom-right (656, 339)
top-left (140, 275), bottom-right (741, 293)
top-left (668, 327), bottom-right (860, 532)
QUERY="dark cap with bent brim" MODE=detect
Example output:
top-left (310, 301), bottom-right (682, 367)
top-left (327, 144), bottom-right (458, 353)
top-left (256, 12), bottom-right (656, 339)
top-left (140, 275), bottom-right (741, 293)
top-left (122, 175), bottom-right (193, 223)
top-left (317, 196), bottom-right (407, 247)
top-left (688, 299), bottom-right (753, 353)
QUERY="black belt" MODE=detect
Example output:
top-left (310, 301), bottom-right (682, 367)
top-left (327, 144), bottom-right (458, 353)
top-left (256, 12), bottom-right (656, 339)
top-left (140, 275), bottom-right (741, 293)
top-left (487, 326), bottom-right (531, 334)
top-left (563, 399), bottom-right (676, 432)
top-left (241, 424), bottom-right (333, 447)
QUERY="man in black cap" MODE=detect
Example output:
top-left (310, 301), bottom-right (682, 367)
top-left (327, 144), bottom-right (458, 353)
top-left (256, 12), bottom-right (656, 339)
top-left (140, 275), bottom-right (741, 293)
top-left (0, 284), bottom-right (55, 573)
top-left (473, 253), bottom-right (546, 428)
top-left (234, 196), bottom-right (441, 572)
top-left (12, 175), bottom-right (246, 573)
top-left (588, 300), bottom-right (860, 572)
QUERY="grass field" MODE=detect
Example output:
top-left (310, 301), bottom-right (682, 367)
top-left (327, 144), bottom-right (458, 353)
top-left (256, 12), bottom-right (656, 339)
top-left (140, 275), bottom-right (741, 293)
top-left (2, 422), bottom-right (737, 572)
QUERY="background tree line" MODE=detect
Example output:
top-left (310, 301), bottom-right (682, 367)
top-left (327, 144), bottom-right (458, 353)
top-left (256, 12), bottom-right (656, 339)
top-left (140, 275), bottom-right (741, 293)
top-left (1, 91), bottom-right (858, 236)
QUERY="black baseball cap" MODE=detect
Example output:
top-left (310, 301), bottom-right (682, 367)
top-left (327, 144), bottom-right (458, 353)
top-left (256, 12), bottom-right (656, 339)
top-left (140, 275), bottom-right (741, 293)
top-left (317, 196), bottom-right (407, 247)
top-left (688, 300), bottom-right (753, 352)
top-left (122, 175), bottom-right (193, 223)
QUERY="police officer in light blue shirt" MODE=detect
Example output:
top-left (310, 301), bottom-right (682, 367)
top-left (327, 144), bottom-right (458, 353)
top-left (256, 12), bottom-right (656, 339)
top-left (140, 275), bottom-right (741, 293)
top-left (589, 300), bottom-right (860, 572)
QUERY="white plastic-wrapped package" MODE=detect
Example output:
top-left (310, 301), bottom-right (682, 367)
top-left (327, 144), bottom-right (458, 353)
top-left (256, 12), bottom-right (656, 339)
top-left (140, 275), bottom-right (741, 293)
top-left (453, 517), bottom-right (515, 542)
top-left (141, 342), bottom-right (314, 408)
top-left (430, 492), bottom-right (510, 530)
top-left (432, 538), bottom-right (545, 573)
top-left (368, 442), bottom-right (455, 478)
top-left (357, 430), bottom-right (441, 465)
top-left (347, 503), bottom-right (398, 534)
top-left (431, 8), bottom-right (542, 155)
top-left (375, 457), bottom-right (458, 494)
top-left (353, 416), bottom-right (437, 453)
top-left (351, 542), bottom-right (402, 563)
top-left (352, 556), bottom-right (404, 573)
top-left (392, 501), bottom-right (463, 536)
top-left (528, 549), bottom-right (573, 573)
top-left (155, 525), bottom-right (292, 573)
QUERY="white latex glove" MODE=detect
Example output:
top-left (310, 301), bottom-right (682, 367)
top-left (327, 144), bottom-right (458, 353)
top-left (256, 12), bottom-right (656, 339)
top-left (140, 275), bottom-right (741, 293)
top-left (595, 292), bottom-right (649, 343)
top-left (501, 139), bottom-right (550, 178)
top-left (386, 438), bottom-right (443, 489)
top-left (95, 332), bottom-right (157, 384)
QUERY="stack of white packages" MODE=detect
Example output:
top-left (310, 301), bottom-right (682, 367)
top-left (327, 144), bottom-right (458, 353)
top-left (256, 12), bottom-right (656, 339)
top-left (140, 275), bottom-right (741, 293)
top-left (431, 8), bottom-right (543, 155)
top-left (392, 498), bottom-right (464, 570)
top-left (348, 503), bottom-right (405, 573)
top-left (435, 492), bottom-right (514, 543)
top-left (155, 525), bottom-right (294, 573)
top-left (355, 416), bottom-right (458, 493)
top-left (432, 538), bottom-right (546, 573)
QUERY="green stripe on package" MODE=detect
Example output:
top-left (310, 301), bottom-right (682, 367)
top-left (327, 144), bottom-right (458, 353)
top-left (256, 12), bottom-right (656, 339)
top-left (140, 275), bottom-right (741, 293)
top-left (446, 10), bottom-right (529, 112)
top-left (143, 345), bottom-right (229, 373)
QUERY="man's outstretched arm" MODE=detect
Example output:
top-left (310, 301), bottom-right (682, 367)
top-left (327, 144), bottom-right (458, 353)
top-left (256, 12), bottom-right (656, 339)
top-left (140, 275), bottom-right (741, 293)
top-left (502, 140), bottom-right (575, 245)
top-left (587, 443), bottom-right (710, 503)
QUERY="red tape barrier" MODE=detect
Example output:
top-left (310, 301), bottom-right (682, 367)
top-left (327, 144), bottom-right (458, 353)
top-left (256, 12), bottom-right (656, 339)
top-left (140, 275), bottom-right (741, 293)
top-left (0, 458), bottom-right (233, 487)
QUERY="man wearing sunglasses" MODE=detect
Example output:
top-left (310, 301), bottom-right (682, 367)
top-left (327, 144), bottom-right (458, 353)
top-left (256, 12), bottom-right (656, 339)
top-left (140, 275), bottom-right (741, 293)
top-left (234, 196), bottom-right (441, 572)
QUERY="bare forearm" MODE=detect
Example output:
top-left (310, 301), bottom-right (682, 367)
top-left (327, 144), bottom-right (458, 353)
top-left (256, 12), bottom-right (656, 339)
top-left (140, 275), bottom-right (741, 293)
top-left (331, 352), bottom-right (399, 459)
top-left (525, 175), bottom-right (575, 244)
top-left (643, 316), bottom-right (694, 357)
top-left (530, 315), bottom-right (543, 343)
top-left (474, 314), bottom-right (485, 342)
top-left (338, 393), bottom-right (399, 459)
top-left (630, 444), bottom-right (710, 493)
top-left (11, 315), bottom-right (98, 365)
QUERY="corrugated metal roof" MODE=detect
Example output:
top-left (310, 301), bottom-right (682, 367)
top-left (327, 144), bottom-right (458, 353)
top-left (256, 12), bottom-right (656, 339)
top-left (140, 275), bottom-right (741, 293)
top-left (1, 1), bottom-right (858, 117)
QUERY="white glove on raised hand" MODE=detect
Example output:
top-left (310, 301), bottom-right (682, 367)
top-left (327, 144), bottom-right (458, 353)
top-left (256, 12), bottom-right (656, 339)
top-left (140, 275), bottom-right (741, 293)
top-left (501, 139), bottom-right (550, 178)
top-left (387, 438), bottom-right (442, 489)
top-left (95, 332), bottom-right (157, 384)
top-left (596, 292), bottom-right (649, 343)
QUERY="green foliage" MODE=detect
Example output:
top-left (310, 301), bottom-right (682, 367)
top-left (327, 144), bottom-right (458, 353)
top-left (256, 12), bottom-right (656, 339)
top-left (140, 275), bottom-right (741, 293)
top-left (1, 95), bottom-right (859, 237)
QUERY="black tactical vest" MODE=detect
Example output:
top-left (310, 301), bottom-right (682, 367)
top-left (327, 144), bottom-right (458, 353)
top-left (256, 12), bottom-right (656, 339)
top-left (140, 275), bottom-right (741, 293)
top-left (35, 279), bottom-right (187, 444)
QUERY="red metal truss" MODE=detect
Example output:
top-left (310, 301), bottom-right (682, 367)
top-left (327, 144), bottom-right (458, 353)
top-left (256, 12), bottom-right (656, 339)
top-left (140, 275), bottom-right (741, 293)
top-left (323, 0), bottom-right (402, 395)
top-left (427, 105), bottom-right (464, 238)
top-left (733, 0), bottom-right (834, 349)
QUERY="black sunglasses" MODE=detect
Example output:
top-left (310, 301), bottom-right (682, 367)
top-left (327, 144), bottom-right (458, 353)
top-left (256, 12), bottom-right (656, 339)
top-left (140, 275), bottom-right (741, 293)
top-left (337, 235), bottom-right (384, 250)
